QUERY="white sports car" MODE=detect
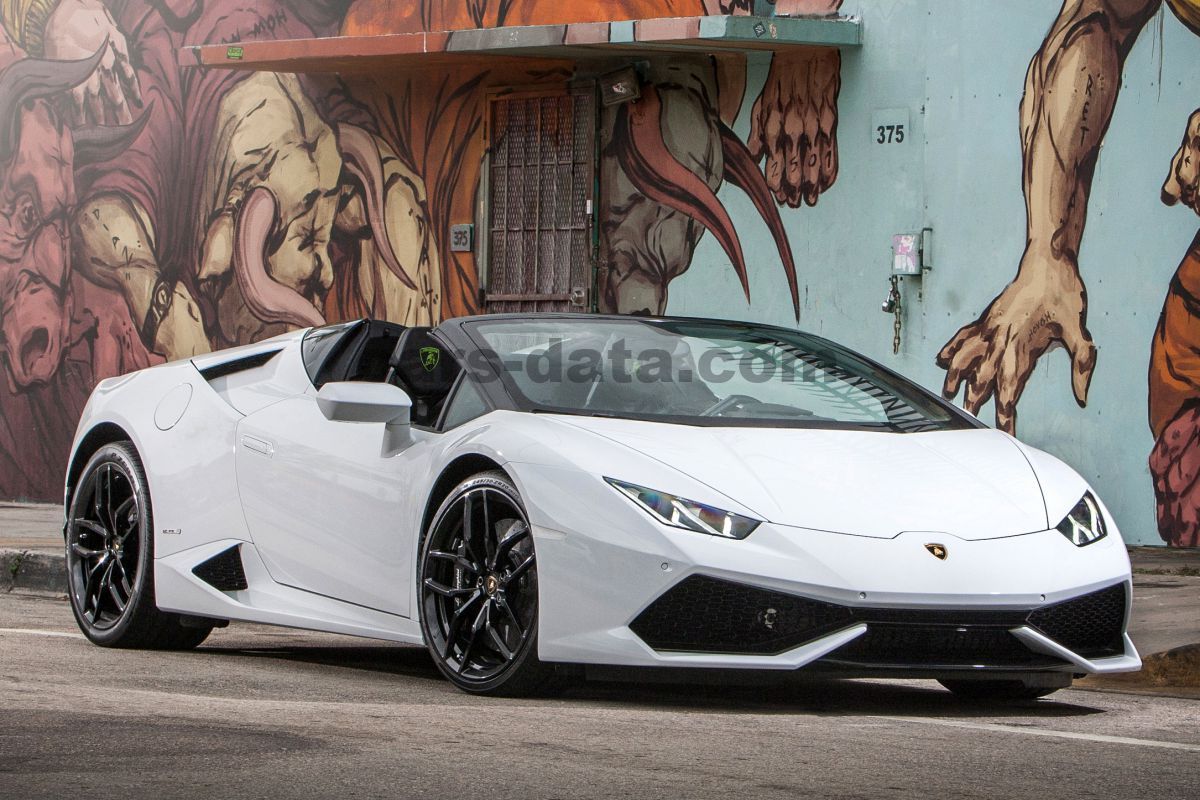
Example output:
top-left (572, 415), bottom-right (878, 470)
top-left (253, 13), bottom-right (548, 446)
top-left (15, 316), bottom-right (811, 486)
top-left (63, 315), bottom-right (1140, 698)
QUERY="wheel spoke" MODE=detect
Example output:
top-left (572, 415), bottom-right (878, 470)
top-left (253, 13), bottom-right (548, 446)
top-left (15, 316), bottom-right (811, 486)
top-left (73, 518), bottom-right (109, 541)
top-left (102, 464), bottom-right (115, 531)
top-left (487, 622), bottom-right (513, 661)
top-left (112, 496), bottom-right (136, 540)
top-left (84, 555), bottom-right (110, 617)
top-left (427, 550), bottom-right (479, 574)
top-left (491, 522), bottom-right (529, 570)
top-left (111, 557), bottom-right (133, 597)
top-left (441, 590), bottom-right (484, 661)
top-left (423, 577), bottom-right (474, 599)
top-left (106, 566), bottom-right (127, 613)
top-left (460, 493), bottom-right (486, 568)
top-left (504, 552), bottom-right (535, 585)
top-left (455, 602), bottom-right (489, 673)
top-left (482, 491), bottom-right (495, 566)
top-left (91, 468), bottom-right (104, 520)
top-left (84, 553), bottom-right (110, 593)
top-left (70, 542), bottom-right (105, 560)
top-left (493, 593), bottom-right (524, 635)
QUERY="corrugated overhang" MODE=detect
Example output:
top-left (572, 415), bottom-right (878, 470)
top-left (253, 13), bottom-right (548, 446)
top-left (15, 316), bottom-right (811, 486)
top-left (181, 14), bottom-right (861, 73)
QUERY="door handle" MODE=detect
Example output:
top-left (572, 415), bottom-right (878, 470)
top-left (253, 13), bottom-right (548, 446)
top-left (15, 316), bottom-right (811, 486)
top-left (240, 434), bottom-right (274, 456)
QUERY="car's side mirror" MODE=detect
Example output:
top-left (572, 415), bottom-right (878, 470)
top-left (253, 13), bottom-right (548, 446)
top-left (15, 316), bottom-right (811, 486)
top-left (316, 382), bottom-right (412, 426)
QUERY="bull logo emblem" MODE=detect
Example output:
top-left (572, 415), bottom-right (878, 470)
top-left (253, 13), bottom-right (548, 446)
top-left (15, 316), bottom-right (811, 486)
top-left (419, 346), bottom-right (441, 372)
top-left (924, 543), bottom-right (948, 561)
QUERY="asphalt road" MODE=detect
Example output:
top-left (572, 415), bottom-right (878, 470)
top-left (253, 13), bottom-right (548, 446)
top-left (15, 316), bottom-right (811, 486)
top-left (1, 594), bottom-right (1198, 800)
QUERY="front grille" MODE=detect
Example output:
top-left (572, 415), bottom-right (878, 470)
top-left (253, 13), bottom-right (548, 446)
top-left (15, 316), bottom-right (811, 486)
top-left (629, 575), bottom-right (854, 655)
top-left (630, 575), bottom-right (1127, 665)
top-left (192, 545), bottom-right (248, 592)
top-left (825, 624), bottom-right (1062, 668)
top-left (1028, 582), bottom-right (1126, 658)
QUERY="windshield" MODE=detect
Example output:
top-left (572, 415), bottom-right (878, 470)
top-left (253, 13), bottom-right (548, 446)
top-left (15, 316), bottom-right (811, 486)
top-left (465, 318), bottom-right (974, 432)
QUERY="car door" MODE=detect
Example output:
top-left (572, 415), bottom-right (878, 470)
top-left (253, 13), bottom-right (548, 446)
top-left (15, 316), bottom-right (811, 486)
top-left (235, 394), bottom-right (424, 617)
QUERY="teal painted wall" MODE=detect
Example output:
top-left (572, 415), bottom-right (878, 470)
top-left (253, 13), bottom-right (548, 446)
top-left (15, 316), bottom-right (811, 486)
top-left (670, 0), bottom-right (1200, 546)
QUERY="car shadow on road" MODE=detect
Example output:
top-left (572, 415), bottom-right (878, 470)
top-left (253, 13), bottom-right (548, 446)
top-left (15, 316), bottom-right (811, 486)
top-left (195, 638), bottom-right (1105, 719)
top-left (199, 641), bottom-right (448, 684)
top-left (564, 676), bottom-right (1107, 719)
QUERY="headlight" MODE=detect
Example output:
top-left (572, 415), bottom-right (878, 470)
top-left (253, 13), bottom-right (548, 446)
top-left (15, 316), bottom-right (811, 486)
top-left (1056, 492), bottom-right (1107, 546)
top-left (605, 478), bottom-right (760, 539)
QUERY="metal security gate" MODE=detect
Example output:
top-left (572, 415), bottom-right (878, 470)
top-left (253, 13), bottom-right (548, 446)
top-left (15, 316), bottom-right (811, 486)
top-left (483, 86), bottom-right (596, 313)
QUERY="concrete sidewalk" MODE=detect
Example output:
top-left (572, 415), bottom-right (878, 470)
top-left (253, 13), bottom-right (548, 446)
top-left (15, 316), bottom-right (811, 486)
top-left (4, 502), bottom-right (1197, 690)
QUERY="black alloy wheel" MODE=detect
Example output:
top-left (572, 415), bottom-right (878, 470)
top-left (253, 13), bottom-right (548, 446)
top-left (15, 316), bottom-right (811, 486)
top-left (66, 442), bottom-right (211, 649)
top-left (418, 471), bottom-right (557, 695)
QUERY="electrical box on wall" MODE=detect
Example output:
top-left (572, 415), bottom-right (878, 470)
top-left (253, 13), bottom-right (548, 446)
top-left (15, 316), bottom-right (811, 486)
top-left (891, 229), bottom-right (932, 276)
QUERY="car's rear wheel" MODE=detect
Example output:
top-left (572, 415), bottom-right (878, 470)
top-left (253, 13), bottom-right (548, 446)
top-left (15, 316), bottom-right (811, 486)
top-left (939, 678), bottom-right (1063, 703)
top-left (418, 470), bottom-right (557, 696)
top-left (66, 442), bottom-right (211, 649)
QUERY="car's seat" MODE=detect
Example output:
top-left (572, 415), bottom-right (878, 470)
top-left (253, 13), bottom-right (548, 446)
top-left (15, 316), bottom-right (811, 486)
top-left (387, 327), bottom-right (461, 426)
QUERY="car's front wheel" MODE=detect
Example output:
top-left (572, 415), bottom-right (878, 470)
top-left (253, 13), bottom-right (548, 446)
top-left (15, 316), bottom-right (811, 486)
top-left (65, 441), bottom-right (211, 649)
top-left (418, 470), bottom-right (557, 696)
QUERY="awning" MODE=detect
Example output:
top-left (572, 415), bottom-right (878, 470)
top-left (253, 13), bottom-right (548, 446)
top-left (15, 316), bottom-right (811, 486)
top-left (180, 14), bottom-right (861, 73)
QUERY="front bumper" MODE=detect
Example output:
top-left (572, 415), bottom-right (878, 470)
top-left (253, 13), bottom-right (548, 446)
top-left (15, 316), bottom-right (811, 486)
top-left (521, 465), bottom-right (1140, 676)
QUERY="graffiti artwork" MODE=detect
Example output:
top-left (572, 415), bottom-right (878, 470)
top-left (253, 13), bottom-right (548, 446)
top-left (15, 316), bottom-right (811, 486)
top-left (0, 0), bottom-right (843, 499)
top-left (936, 0), bottom-right (1200, 546)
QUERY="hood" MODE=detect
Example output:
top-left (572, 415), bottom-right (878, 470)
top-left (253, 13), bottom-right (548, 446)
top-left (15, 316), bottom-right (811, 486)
top-left (550, 417), bottom-right (1050, 540)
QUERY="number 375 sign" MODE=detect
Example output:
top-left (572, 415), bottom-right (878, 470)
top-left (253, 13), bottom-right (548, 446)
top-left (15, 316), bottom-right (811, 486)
top-left (871, 108), bottom-right (910, 146)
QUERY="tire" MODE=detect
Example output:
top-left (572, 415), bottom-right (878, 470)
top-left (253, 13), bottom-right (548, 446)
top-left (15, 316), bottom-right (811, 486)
top-left (418, 470), bottom-right (560, 696)
top-left (938, 678), bottom-right (1063, 703)
top-left (65, 441), bottom-right (211, 650)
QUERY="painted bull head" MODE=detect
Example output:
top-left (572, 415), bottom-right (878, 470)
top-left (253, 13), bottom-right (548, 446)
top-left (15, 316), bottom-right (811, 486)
top-left (0, 48), bottom-right (147, 389)
top-left (601, 62), bottom-right (798, 320)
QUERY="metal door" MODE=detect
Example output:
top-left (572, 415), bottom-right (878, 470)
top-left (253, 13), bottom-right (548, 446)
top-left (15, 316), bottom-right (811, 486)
top-left (483, 85), bottom-right (596, 313)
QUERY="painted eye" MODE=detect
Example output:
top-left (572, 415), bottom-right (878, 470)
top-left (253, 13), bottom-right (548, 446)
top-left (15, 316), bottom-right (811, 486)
top-left (13, 195), bottom-right (39, 238)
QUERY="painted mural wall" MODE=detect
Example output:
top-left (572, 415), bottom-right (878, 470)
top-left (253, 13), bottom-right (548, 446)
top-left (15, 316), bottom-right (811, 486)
top-left (0, 0), bottom-right (833, 500)
top-left (1, 0), bottom-right (1198, 551)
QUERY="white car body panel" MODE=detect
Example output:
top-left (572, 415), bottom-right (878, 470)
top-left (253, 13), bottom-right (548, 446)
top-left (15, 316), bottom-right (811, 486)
top-left (64, 320), bottom-right (1140, 681)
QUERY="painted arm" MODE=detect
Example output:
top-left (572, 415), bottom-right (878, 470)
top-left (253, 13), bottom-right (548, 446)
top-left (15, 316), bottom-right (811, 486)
top-left (937, 0), bottom-right (1160, 433)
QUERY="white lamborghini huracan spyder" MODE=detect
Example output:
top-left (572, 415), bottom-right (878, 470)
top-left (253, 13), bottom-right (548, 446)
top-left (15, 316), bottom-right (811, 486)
top-left (63, 315), bottom-right (1140, 698)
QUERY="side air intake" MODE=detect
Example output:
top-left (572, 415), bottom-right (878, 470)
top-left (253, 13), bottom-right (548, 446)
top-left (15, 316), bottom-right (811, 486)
top-left (192, 545), bottom-right (248, 592)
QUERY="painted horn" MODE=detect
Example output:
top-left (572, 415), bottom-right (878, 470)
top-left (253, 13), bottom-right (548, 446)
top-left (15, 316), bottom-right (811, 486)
top-left (72, 102), bottom-right (153, 166)
top-left (337, 123), bottom-right (419, 291)
top-left (614, 84), bottom-right (752, 303)
top-left (0, 43), bottom-right (107, 162)
top-left (718, 120), bottom-right (800, 321)
top-left (234, 186), bottom-right (327, 329)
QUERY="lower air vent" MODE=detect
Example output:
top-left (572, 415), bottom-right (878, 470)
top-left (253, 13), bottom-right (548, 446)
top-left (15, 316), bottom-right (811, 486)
top-left (192, 545), bottom-right (248, 591)
top-left (630, 575), bottom-right (855, 655)
top-left (1027, 582), bottom-right (1126, 658)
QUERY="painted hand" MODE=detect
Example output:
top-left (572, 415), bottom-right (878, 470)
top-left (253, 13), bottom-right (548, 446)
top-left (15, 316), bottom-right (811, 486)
top-left (1150, 402), bottom-right (1200, 547)
top-left (937, 255), bottom-right (1097, 434)
top-left (748, 47), bottom-right (841, 208)
top-left (1162, 108), bottom-right (1200, 215)
top-left (43, 0), bottom-right (142, 125)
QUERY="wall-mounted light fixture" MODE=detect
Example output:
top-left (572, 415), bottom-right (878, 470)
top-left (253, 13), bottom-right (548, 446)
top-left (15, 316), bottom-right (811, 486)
top-left (600, 66), bottom-right (642, 107)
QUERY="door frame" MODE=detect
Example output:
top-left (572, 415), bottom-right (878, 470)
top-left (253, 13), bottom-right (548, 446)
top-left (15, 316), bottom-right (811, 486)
top-left (478, 81), bottom-right (599, 313)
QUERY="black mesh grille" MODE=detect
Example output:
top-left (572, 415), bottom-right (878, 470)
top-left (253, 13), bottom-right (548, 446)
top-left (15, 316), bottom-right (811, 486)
top-left (192, 546), bottom-right (248, 592)
top-left (825, 624), bottom-right (1062, 668)
top-left (629, 575), bottom-right (854, 655)
top-left (1028, 582), bottom-right (1126, 658)
top-left (630, 575), bottom-right (1127, 664)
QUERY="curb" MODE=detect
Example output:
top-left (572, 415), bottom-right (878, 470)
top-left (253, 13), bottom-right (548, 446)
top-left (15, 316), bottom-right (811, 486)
top-left (1, 549), bottom-right (67, 595)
